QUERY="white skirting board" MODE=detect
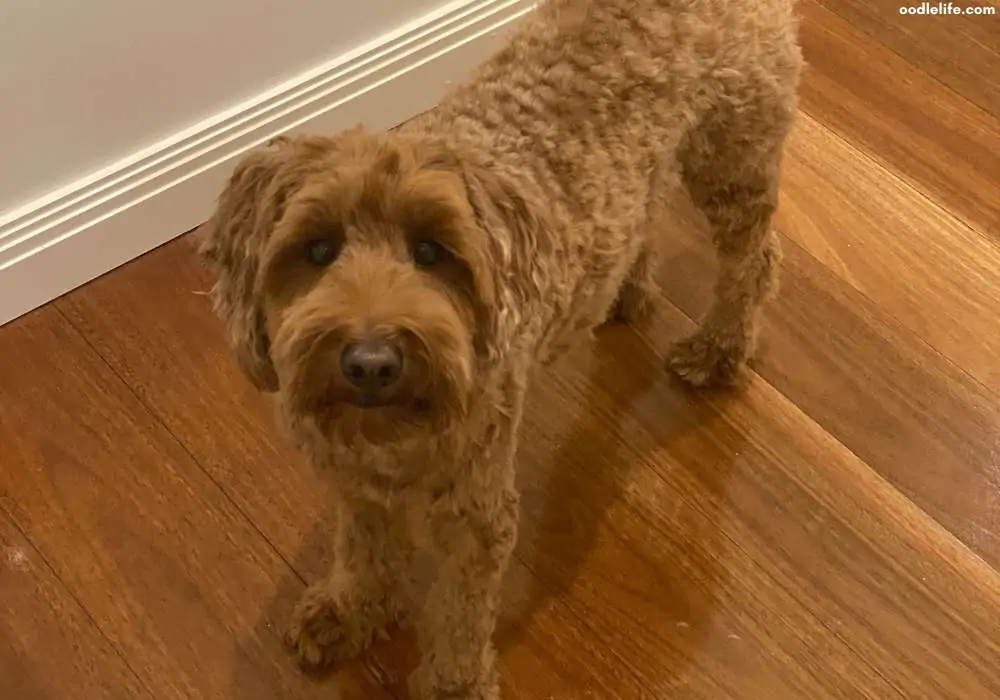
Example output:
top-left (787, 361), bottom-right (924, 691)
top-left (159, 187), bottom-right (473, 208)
top-left (0, 0), bottom-right (535, 327)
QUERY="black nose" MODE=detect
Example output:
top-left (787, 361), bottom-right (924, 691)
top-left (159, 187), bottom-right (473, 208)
top-left (340, 339), bottom-right (403, 390)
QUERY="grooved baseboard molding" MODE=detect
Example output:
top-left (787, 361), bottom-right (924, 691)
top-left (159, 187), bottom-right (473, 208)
top-left (0, 0), bottom-right (534, 327)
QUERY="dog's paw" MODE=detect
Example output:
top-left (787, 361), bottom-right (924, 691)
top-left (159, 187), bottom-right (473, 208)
top-left (410, 679), bottom-right (501, 700)
top-left (666, 329), bottom-right (751, 387)
top-left (408, 663), bottom-right (500, 700)
top-left (284, 583), bottom-right (373, 669)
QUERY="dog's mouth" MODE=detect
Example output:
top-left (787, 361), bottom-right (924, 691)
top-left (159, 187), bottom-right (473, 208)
top-left (348, 393), bottom-right (390, 409)
top-left (307, 392), bottom-right (437, 449)
top-left (345, 394), bottom-right (431, 411)
top-left (324, 391), bottom-right (433, 415)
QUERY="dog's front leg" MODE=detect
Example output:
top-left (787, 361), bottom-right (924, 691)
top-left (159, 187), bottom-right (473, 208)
top-left (285, 498), bottom-right (410, 669)
top-left (409, 484), bottom-right (519, 700)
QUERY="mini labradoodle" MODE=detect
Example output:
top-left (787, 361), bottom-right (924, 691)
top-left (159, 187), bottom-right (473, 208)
top-left (199, 0), bottom-right (801, 696)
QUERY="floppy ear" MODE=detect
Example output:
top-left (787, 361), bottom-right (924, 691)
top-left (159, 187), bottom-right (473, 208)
top-left (456, 154), bottom-right (554, 364)
top-left (198, 137), bottom-right (297, 392)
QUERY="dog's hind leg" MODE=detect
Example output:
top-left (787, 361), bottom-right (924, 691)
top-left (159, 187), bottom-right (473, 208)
top-left (609, 159), bottom-right (669, 326)
top-left (666, 89), bottom-right (795, 386)
top-left (610, 244), bottom-right (658, 325)
top-left (284, 500), bottom-right (411, 669)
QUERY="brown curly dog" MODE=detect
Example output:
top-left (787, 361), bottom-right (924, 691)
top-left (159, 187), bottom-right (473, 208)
top-left (199, 0), bottom-right (801, 696)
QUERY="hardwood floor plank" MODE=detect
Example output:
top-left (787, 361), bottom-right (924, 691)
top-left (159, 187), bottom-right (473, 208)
top-left (56, 239), bottom-right (657, 699)
top-left (797, 0), bottom-right (1000, 233)
top-left (817, 0), bottom-right (1000, 115)
top-left (656, 189), bottom-right (1000, 567)
top-left (0, 510), bottom-right (153, 700)
top-left (510, 313), bottom-right (1000, 699)
top-left (776, 112), bottom-right (1000, 394)
top-left (514, 340), bottom-right (907, 699)
top-left (518, 312), bottom-right (1000, 699)
top-left (58, 240), bottom-right (339, 583)
top-left (0, 308), bottom-right (392, 700)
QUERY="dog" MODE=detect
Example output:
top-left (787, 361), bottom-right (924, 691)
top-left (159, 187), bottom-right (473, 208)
top-left (198, 0), bottom-right (801, 696)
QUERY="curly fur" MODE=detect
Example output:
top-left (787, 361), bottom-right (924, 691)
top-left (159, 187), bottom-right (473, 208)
top-left (199, 0), bottom-right (801, 697)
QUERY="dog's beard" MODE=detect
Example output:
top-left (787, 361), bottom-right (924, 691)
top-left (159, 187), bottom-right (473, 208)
top-left (273, 317), bottom-right (474, 452)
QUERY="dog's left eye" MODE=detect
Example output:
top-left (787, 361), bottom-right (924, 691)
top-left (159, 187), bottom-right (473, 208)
top-left (412, 240), bottom-right (446, 267)
top-left (304, 239), bottom-right (340, 267)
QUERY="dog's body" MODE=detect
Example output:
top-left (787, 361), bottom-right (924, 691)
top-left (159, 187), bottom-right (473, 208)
top-left (200, 0), bottom-right (801, 697)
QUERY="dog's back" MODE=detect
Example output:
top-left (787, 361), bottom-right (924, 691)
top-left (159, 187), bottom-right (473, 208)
top-left (409, 0), bottom-right (800, 361)
top-left (434, 0), bottom-right (800, 158)
top-left (424, 0), bottom-right (801, 230)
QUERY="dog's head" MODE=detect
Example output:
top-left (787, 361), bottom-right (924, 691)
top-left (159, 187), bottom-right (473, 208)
top-left (199, 128), bottom-right (544, 448)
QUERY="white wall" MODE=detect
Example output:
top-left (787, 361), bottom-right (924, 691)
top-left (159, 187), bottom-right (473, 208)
top-left (0, 0), bottom-right (444, 212)
top-left (0, 0), bottom-right (535, 326)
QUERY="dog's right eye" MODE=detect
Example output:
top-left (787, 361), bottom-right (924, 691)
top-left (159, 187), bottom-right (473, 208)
top-left (412, 239), bottom-right (446, 268)
top-left (304, 239), bottom-right (340, 267)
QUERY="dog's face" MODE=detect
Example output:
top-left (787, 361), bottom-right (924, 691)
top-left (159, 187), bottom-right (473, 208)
top-left (200, 129), bottom-right (536, 449)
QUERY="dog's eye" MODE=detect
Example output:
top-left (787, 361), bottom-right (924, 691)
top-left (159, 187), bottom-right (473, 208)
top-left (304, 239), bottom-right (340, 267)
top-left (412, 240), bottom-right (446, 268)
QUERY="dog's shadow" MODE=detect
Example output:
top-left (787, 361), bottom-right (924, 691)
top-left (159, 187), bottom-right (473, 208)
top-left (494, 312), bottom-right (747, 693)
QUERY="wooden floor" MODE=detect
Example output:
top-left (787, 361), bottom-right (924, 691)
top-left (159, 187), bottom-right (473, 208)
top-left (3, 2), bottom-right (999, 698)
